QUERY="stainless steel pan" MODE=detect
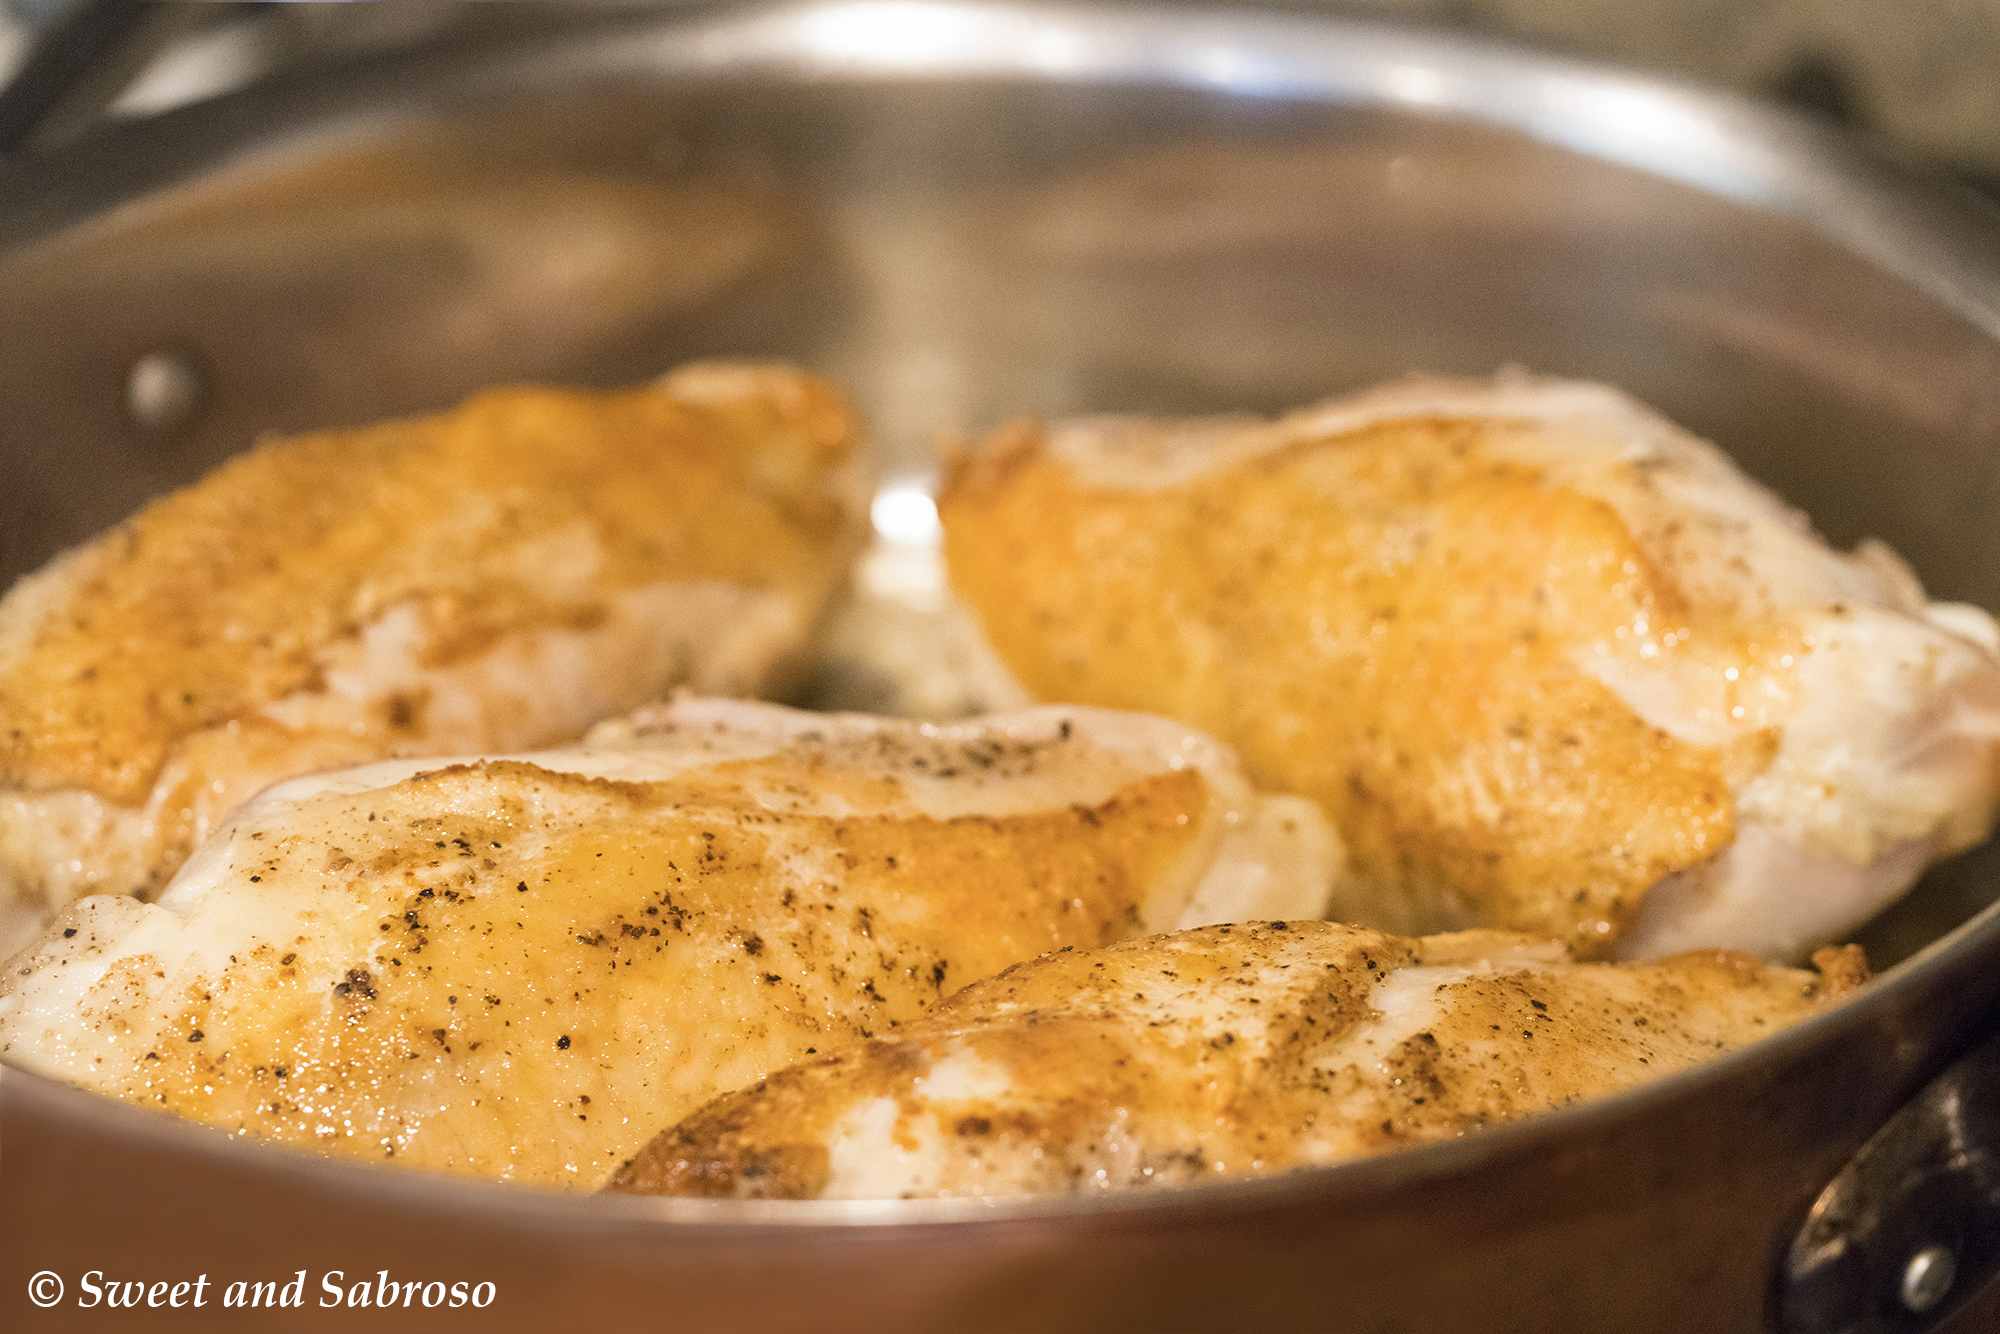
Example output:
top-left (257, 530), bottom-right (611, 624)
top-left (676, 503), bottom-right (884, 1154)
top-left (7, 4), bottom-right (2000, 1330)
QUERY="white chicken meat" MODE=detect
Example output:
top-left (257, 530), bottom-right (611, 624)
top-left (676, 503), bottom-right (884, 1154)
top-left (0, 698), bottom-right (1337, 1187)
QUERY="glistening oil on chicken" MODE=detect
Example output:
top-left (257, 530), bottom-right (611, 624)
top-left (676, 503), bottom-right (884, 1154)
top-left (941, 372), bottom-right (2000, 963)
top-left (1, 370), bottom-right (1991, 1200)
top-left (606, 922), bottom-right (1867, 1200)
top-left (0, 360), bottom-right (871, 947)
top-left (0, 699), bottom-right (1335, 1187)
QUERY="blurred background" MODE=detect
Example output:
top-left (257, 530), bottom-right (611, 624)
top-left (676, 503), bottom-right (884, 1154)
top-left (2, 0), bottom-right (1999, 192)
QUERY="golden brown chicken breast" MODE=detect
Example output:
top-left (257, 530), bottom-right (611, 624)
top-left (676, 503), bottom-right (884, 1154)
top-left (939, 373), bottom-right (2000, 959)
top-left (606, 920), bottom-right (1864, 1200)
top-left (0, 699), bottom-right (1337, 1187)
top-left (0, 362), bottom-right (869, 943)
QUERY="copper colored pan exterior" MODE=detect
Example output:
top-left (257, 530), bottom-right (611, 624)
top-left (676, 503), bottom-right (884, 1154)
top-left (8, 5), bottom-right (2000, 1330)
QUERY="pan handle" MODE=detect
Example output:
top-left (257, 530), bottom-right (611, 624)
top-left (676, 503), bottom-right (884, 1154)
top-left (1780, 1029), bottom-right (2000, 1333)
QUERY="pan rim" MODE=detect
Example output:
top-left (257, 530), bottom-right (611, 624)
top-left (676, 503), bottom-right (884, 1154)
top-left (5, 0), bottom-right (2000, 1233)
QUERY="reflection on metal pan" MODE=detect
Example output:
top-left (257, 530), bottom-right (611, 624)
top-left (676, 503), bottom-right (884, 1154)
top-left (4, 4), bottom-right (2000, 1330)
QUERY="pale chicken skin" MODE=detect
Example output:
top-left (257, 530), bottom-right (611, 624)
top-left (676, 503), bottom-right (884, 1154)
top-left (606, 920), bottom-right (1865, 1200)
top-left (0, 699), bottom-right (1337, 1188)
top-left (939, 374), bottom-right (2000, 960)
top-left (0, 361), bottom-right (870, 940)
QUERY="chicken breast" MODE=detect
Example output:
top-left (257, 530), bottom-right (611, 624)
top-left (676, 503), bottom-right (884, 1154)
top-left (0, 362), bottom-right (869, 943)
top-left (605, 919), bottom-right (1864, 1200)
top-left (0, 699), bottom-right (1336, 1187)
top-left (938, 373), bottom-right (2000, 959)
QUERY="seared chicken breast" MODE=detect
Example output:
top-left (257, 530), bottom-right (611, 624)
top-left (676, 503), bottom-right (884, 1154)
top-left (939, 374), bottom-right (2000, 959)
top-left (606, 920), bottom-right (1864, 1200)
top-left (0, 362), bottom-right (869, 940)
top-left (0, 699), bottom-right (1336, 1187)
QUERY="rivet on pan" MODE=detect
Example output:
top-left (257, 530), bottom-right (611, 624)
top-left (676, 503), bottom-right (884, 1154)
top-left (1900, 1244), bottom-right (1956, 1313)
top-left (125, 347), bottom-right (209, 438)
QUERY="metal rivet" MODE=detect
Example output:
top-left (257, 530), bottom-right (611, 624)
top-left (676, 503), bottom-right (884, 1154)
top-left (125, 347), bottom-right (208, 438)
top-left (1901, 1245), bottom-right (1956, 1313)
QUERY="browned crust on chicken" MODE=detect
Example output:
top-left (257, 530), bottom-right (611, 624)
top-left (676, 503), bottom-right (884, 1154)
top-left (0, 742), bottom-right (1212, 1186)
top-left (1808, 942), bottom-right (1870, 993)
top-left (0, 364), bottom-right (870, 920)
top-left (0, 363), bottom-right (861, 805)
top-left (943, 412), bottom-right (1771, 953)
top-left (607, 921), bottom-right (1862, 1199)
